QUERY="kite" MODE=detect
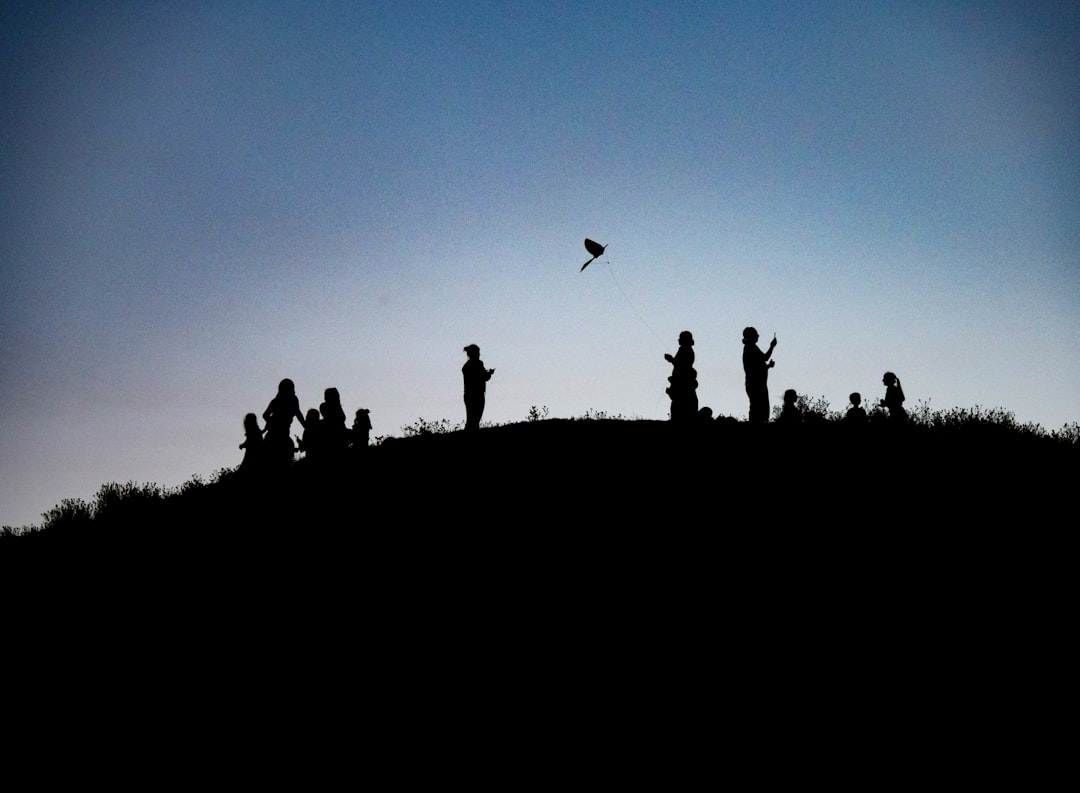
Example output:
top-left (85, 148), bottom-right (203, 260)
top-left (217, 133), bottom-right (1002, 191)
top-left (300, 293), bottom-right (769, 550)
top-left (580, 238), bottom-right (608, 272)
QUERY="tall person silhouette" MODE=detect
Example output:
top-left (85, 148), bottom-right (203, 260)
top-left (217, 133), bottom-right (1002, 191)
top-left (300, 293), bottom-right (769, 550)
top-left (462, 344), bottom-right (494, 432)
top-left (742, 327), bottom-right (776, 424)
top-left (664, 330), bottom-right (699, 422)
top-left (263, 378), bottom-right (306, 467)
top-left (320, 387), bottom-right (348, 458)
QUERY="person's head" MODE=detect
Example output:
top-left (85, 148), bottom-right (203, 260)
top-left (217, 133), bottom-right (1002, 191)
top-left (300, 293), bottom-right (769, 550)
top-left (883, 371), bottom-right (897, 387)
top-left (678, 330), bottom-right (694, 346)
top-left (277, 378), bottom-right (295, 396)
top-left (243, 413), bottom-right (259, 432)
top-left (849, 392), bottom-right (861, 407)
top-left (742, 327), bottom-right (758, 344)
top-left (305, 408), bottom-right (321, 424)
top-left (355, 408), bottom-right (369, 420)
top-left (324, 387), bottom-right (340, 404)
top-left (784, 389), bottom-right (797, 406)
top-left (464, 344), bottom-right (480, 359)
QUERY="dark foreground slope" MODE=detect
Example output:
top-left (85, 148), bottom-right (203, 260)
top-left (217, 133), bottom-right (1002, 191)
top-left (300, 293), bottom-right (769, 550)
top-left (3, 418), bottom-right (1073, 723)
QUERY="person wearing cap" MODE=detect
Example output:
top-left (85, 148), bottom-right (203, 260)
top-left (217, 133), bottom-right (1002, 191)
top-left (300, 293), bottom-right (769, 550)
top-left (742, 327), bottom-right (776, 424)
top-left (462, 344), bottom-right (495, 431)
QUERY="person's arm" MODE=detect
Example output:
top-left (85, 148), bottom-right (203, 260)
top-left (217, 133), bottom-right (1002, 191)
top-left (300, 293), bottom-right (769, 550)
top-left (763, 335), bottom-right (777, 362)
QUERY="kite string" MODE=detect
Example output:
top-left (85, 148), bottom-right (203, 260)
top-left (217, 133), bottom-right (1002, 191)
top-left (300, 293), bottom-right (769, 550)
top-left (606, 260), bottom-right (666, 349)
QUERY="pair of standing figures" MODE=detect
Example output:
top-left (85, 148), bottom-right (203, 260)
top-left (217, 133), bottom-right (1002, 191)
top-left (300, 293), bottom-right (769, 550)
top-left (664, 327), bottom-right (772, 423)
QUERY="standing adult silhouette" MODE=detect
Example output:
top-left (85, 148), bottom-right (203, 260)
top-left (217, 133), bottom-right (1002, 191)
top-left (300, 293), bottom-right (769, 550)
top-left (742, 327), bottom-right (776, 424)
top-left (664, 330), bottom-right (699, 423)
top-left (263, 378), bottom-right (306, 467)
top-left (320, 387), bottom-right (348, 458)
top-left (462, 344), bottom-right (494, 432)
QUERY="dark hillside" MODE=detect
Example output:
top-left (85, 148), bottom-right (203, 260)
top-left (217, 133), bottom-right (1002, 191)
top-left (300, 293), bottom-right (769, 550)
top-left (4, 417), bottom-right (1074, 570)
top-left (3, 417), bottom-right (1073, 704)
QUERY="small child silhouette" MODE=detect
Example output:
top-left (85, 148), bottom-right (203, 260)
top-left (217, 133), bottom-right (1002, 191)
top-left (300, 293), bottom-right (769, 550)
top-left (777, 389), bottom-right (802, 425)
top-left (239, 413), bottom-right (265, 471)
top-left (880, 372), bottom-right (908, 423)
top-left (351, 408), bottom-right (372, 448)
top-left (845, 392), bottom-right (868, 424)
top-left (297, 408), bottom-right (324, 462)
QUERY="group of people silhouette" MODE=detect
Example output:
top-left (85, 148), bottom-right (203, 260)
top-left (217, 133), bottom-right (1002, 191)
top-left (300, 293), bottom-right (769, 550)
top-left (662, 326), bottom-right (907, 426)
top-left (240, 334), bottom-right (907, 470)
top-left (239, 378), bottom-right (372, 473)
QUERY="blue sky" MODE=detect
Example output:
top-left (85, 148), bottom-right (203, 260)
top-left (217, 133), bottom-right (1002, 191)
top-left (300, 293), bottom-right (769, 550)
top-left (2, 1), bottom-right (1078, 528)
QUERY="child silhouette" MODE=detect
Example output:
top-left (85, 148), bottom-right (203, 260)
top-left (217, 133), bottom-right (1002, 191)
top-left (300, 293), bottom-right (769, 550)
top-left (778, 389), bottom-right (802, 425)
top-left (880, 372), bottom-right (908, 423)
top-left (239, 413), bottom-right (266, 472)
top-left (352, 408), bottom-right (372, 449)
top-left (297, 408), bottom-right (324, 462)
top-left (845, 392), bottom-right (868, 424)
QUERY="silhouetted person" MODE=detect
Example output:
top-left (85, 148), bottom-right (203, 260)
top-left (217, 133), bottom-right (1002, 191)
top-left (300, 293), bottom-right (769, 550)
top-left (845, 392), bottom-right (868, 424)
top-left (320, 387), bottom-right (348, 457)
top-left (664, 330), bottom-right (699, 423)
top-left (777, 389), bottom-right (802, 425)
top-left (462, 344), bottom-right (494, 432)
top-left (238, 413), bottom-right (266, 472)
top-left (880, 372), bottom-right (908, 423)
top-left (351, 408), bottom-right (372, 449)
top-left (297, 408), bottom-right (324, 463)
top-left (263, 378), bottom-right (306, 467)
top-left (742, 327), bottom-right (776, 424)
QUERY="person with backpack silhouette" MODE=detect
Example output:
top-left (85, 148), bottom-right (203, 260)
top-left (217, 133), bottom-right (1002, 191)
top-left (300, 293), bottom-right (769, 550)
top-left (664, 330), bottom-right (699, 423)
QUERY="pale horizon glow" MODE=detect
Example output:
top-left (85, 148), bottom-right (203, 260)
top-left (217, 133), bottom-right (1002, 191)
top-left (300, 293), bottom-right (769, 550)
top-left (2, 1), bottom-right (1078, 528)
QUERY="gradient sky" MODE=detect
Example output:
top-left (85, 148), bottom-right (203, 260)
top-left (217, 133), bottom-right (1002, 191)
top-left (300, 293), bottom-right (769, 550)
top-left (2, 1), bottom-right (1078, 528)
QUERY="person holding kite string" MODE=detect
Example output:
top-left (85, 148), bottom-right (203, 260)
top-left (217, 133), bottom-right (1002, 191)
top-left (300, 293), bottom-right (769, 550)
top-left (462, 344), bottom-right (495, 432)
top-left (742, 327), bottom-right (776, 424)
top-left (664, 330), bottom-right (699, 422)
